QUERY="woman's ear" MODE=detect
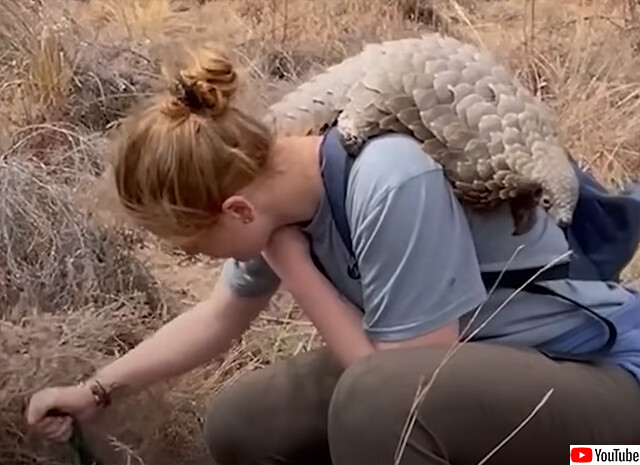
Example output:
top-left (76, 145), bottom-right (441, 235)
top-left (221, 195), bottom-right (255, 224)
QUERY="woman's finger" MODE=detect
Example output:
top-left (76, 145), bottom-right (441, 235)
top-left (48, 418), bottom-right (73, 442)
top-left (36, 417), bottom-right (56, 430)
top-left (36, 416), bottom-right (63, 436)
top-left (43, 417), bottom-right (71, 441)
top-left (40, 416), bottom-right (70, 439)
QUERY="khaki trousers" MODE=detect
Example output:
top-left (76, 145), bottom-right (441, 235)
top-left (203, 343), bottom-right (640, 465)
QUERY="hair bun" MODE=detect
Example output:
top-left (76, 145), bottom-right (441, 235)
top-left (173, 44), bottom-right (239, 117)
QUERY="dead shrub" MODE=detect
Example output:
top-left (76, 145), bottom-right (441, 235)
top-left (65, 41), bottom-right (160, 132)
top-left (0, 155), bottom-right (165, 317)
top-left (2, 124), bottom-right (108, 188)
top-left (0, 0), bottom-right (161, 134)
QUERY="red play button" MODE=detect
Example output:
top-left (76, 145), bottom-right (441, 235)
top-left (571, 447), bottom-right (593, 463)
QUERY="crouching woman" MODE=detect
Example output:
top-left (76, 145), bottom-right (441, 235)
top-left (26, 44), bottom-right (640, 465)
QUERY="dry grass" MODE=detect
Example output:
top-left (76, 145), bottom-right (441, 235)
top-left (0, 0), bottom-right (161, 137)
top-left (1, 0), bottom-right (639, 464)
top-left (0, 156), bottom-right (164, 316)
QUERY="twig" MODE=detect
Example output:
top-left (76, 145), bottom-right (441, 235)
top-left (457, 245), bottom-right (525, 341)
top-left (281, 0), bottom-right (289, 47)
top-left (305, 328), bottom-right (318, 351)
top-left (476, 388), bottom-right (554, 465)
top-left (270, 0), bottom-right (277, 43)
top-left (109, 435), bottom-right (146, 465)
top-left (258, 315), bottom-right (312, 326)
top-left (523, 0), bottom-right (536, 56)
top-left (447, 0), bottom-right (485, 49)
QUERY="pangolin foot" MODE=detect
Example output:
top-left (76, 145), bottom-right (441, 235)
top-left (509, 188), bottom-right (543, 236)
top-left (337, 131), bottom-right (367, 157)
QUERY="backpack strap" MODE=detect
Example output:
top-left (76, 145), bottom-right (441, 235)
top-left (319, 126), bottom-right (360, 279)
top-left (480, 263), bottom-right (571, 289)
top-left (524, 283), bottom-right (618, 361)
top-left (317, 126), bottom-right (618, 361)
top-left (481, 263), bottom-right (618, 361)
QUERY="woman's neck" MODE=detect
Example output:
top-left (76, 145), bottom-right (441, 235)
top-left (260, 135), bottom-right (325, 226)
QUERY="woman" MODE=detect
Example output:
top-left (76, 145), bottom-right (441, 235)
top-left (26, 44), bottom-right (640, 464)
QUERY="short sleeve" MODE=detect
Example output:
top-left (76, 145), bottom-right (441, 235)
top-left (350, 167), bottom-right (488, 342)
top-left (219, 255), bottom-right (281, 298)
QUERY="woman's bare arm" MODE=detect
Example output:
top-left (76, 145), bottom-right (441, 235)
top-left (283, 260), bottom-right (376, 366)
top-left (89, 281), bottom-right (271, 401)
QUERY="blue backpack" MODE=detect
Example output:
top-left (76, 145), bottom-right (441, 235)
top-left (317, 125), bottom-right (640, 362)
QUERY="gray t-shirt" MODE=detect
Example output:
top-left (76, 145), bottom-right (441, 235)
top-left (220, 133), bottom-right (638, 357)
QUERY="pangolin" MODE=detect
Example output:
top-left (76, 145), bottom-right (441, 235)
top-left (263, 33), bottom-right (580, 235)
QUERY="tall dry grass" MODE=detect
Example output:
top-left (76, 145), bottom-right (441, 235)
top-left (0, 0), bottom-right (639, 464)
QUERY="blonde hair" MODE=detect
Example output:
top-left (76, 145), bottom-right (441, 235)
top-left (112, 43), bottom-right (273, 242)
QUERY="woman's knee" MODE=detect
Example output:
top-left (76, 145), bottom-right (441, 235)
top-left (326, 344), bottom-right (544, 464)
top-left (327, 349), bottom-right (450, 464)
top-left (202, 371), bottom-right (282, 465)
top-left (202, 384), bottom-right (253, 465)
top-left (328, 344), bottom-right (640, 464)
top-left (203, 348), bottom-right (343, 464)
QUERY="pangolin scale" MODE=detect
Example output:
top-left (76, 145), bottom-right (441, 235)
top-left (262, 33), bottom-right (580, 235)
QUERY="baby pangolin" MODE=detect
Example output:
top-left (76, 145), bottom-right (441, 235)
top-left (264, 33), bottom-right (580, 235)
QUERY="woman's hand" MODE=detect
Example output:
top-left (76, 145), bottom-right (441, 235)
top-left (262, 226), bottom-right (312, 281)
top-left (26, 384), bottom-right (100, 442)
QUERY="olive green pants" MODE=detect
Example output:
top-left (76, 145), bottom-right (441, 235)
top-left (203, 343), bottom-right (640, 465)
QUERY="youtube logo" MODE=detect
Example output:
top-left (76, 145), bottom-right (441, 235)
top-left (571, 447), bottom-right (593, 463)
top-left (570, 445), bottom-right (640, 463)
